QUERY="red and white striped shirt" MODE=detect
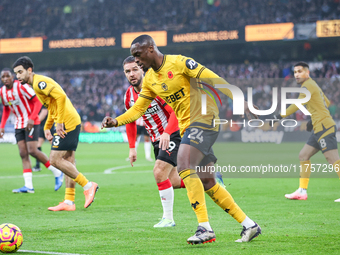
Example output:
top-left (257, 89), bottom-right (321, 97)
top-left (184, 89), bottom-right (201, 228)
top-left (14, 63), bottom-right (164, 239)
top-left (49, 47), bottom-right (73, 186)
top-left (124, 86), bottom-right (172, 142)
top-left (0, 81), bottom-right (40, 129)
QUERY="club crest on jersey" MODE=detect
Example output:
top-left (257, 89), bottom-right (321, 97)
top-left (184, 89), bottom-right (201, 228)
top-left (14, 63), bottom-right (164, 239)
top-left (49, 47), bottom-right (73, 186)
top-left (167, 71), bottom-right (174, 79)
top-left (186, 59), bottom-right (198, 70)
top-left (162, 83), bottom-right (168, 91)
top-left (38, 81), bottom-right (47, 90)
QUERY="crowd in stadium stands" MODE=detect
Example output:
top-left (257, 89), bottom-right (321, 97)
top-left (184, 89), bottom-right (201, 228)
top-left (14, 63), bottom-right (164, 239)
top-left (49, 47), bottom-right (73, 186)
top-left (0, 0), bottom-right (339, 39)
top-left (1, 61), bottom-right (339, 126)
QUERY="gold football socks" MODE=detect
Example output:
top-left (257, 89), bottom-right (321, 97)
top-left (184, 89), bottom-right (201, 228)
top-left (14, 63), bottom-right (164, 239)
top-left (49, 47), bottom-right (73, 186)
top-left (179, 169), bottom-right (209, 223)
top-left (299, 160), bottom-right (311, 189)
top-left (65, 188), bottom-right (75, 203)
top-left (74, 173), bottom-right (89, 188)
top-left (206, 183), bottom-right (246, 223)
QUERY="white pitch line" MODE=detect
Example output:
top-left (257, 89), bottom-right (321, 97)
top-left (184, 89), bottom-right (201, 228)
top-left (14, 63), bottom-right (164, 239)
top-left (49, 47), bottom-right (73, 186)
top-left (19, 250), bottom-right (87, 255)
top-left (103, 163), bottom-right (154, 174)
top-left (0, 164), bottom-right (154, 180)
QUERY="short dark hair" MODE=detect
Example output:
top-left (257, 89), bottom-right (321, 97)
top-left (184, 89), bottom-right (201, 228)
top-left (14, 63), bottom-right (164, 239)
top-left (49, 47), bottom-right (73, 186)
top-left (122, 56), bottom-right (136, 67)
top-left (131, 34), bottom-right (154, 47)
top-left (294, 62), bottom-right (309, 69)
top-left (1, 68), bottom-right (12, 74)
top-left (12, 56), bottom-right (34, 71)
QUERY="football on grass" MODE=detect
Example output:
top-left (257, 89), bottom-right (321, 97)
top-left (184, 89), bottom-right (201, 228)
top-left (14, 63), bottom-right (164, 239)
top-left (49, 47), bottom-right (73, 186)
top-left (0, 223), bottom-right (23, 253)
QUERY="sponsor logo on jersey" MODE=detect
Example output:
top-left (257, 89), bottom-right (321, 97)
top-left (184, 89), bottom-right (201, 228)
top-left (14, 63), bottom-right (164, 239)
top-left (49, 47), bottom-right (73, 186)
top-left (38, 81), bottom-right (47, 90)
top-left (144, 104), bottom-right (159, 115)
top-left (186, 59), bottom-right (198, 70)
top-left (165, 88), bottom-right (185, 104)
top-left (162, 83), bottom-right (168, 91)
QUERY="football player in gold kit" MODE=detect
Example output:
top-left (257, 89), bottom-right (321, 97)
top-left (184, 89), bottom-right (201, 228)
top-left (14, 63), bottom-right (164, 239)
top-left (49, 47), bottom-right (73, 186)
top-left (13, 56), bottom-right (99, 210)
top-left (280, 62), bottom-right (340, 201)
top-left (102, 35), bottom-right (261, 244)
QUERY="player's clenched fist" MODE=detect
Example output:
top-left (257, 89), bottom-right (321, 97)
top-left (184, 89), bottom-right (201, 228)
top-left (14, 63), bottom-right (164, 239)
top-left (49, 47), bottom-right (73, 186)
top-left (101, 116), bottom-right (117, 129)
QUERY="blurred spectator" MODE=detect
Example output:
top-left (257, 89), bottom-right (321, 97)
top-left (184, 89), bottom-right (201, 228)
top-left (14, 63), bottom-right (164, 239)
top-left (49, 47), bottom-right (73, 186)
top-left (0, 0), bottom-right (339, 39)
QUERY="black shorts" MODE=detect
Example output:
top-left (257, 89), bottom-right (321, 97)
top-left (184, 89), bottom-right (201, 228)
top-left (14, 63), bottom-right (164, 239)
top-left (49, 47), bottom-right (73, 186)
top-left (152, 130), bottom-right (181, 167)
top-left (51, 124), bottom-right (81, 151)
top-left (307, 125), bottom-right (337, 153)
top-left (39, 119), bottom-right (47, 139)
top-left (137, 125), bottom-right (148, 136)
top-left (181, 127), bottom-right (218, 166)
top-left (15, 125), bottom-right (39, 143)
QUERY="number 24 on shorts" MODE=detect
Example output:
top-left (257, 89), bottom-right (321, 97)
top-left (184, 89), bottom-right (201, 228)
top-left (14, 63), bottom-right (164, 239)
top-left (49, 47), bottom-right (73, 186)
top-left (189, 128), bottom-right (204, 143)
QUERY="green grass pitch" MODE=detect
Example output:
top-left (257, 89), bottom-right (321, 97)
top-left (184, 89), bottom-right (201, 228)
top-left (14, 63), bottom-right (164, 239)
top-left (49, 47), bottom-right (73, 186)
top-left (0, 142), bottom-right (340, 254)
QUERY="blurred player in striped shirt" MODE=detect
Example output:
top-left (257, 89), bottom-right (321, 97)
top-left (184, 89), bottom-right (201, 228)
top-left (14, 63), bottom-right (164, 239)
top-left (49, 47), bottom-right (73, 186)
top-left (0, 68), bottom-right (64, 193)
top-left (122, 56), bottom-right (185, 227)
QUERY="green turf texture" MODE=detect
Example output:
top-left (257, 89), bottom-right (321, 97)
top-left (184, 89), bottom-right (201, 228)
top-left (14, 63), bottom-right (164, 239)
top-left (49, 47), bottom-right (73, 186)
top-left (0, 142), bottom-right (340, 254)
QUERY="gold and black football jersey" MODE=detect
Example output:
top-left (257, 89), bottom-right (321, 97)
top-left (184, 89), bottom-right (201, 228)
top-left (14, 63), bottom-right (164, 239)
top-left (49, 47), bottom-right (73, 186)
top-left (116, 54), bottom-right (233, 136)
top-left (281, 77), bottom-right (335, 133)
top-left (32, 74), bottom-right (81, 132)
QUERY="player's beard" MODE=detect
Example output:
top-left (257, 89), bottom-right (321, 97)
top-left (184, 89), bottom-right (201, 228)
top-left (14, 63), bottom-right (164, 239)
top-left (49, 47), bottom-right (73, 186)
top-left (130, 78), bottom-right (142, 87)
top-left (20, 76), bottom-right (29, 84)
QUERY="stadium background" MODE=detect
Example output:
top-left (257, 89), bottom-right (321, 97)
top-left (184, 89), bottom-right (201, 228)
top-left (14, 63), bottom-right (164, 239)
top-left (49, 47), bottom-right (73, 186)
top-left (1, 1), bottom-right (340, 254)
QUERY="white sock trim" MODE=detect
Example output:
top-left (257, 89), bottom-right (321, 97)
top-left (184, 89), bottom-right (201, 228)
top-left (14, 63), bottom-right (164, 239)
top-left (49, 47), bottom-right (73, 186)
top-left (48, 165), bottom-right (62, 177)
top-left (83, 181), bottom-right (92, 191)
top-left (199, 222), bottom-right (212, 231)
top-left (23, 172), bottom-right (33, 189)
top-left (159, 186), bottom-right (174, 221)
top-left (241, 216), bottom-right (255, 229)
top-left (64, 200), bottom-right (74, 205)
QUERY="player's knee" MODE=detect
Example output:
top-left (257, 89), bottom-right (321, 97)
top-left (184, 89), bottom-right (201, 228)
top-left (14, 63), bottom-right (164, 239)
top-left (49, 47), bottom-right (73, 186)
top-left (299, 151), bottom-right (310, 161)
top-left (153, 167), bottom-right (167, 183)
top-left (19, 150), bottom-right (28, 160)
top-left (28, 148), bottom-right (38, 158)
top-left (49, 156), bottom-right (59, 167)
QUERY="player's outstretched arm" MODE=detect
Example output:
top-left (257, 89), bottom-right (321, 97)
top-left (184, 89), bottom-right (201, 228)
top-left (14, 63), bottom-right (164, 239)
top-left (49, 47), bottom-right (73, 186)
top-left (198, 67), bottom-right (259, 119)
top-left (101, 116), bottom-right (117, 128)
top-left (102, 96), bottom-right (152, 129)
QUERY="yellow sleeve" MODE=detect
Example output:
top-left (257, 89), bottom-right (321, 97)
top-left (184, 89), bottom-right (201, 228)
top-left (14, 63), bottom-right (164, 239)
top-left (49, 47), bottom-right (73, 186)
top-left (324, 94), bottom-right (330, 107)
top-left (281, 104), bottom-right (299, 118)
top-left (179, 56), bottom-right (233, 99)
top-left (281, 86), bottom-right (309, 118)
top-left (34, 79), bottom-right (67, 125)
top-left (48, 86), bottom-right (67, 124)
top-left (44, 113), bottom-right (54, 131)
top-left (116, 95), bottom-right (152, 126)
top-left (199, 68), bottom-right (233, 100)
top-left (34, 80), bottom-right (55, 96)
